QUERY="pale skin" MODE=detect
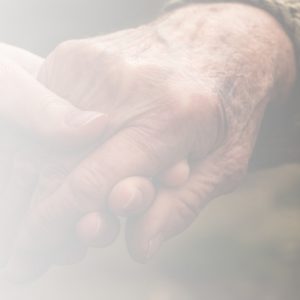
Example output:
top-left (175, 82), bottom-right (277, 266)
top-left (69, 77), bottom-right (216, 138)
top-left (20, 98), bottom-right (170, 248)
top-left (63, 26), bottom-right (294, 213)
top-left (0, 47), bottom-right (188, 274)
top-left (0, 3), bottom-right (296, 281)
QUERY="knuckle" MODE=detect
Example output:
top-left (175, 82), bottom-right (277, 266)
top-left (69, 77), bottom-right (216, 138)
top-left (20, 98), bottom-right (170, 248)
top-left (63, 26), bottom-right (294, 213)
top-left (176, 90), bottom-right (218, 125)
top-left (42, 40), bottom-right (89, 92)
top-left (50, 39), bottom-right (94, 73)
top-left (53, 39), bottom-right (84, 56)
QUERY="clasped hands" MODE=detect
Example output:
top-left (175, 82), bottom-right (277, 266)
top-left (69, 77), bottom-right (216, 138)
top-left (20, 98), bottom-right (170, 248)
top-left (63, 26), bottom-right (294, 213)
top-left (0, 4), bottom-right (295, 282)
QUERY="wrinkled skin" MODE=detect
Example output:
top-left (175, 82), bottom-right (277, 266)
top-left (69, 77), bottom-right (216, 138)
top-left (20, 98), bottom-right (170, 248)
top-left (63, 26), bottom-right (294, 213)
top-left (0, 51), bottom-right (182, 275)
top-left (0, 47), bottom-right (187, 279)
top-left (0, 47), bottom-right (186, 279)
top-left (5, 3), bottom-right (296, 280)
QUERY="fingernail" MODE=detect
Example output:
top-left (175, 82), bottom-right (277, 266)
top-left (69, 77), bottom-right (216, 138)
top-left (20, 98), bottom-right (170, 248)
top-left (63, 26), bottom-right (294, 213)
top-left (86, 214), bottom-right (102, 239)
top-left (66, 110), bottom-right (107, 127)
top-left (77, 213), bottom-right (102, 242)
top-left (146, 234), bottom-right (164, 260)
top-left (123, 189), bottom-right (143, 213)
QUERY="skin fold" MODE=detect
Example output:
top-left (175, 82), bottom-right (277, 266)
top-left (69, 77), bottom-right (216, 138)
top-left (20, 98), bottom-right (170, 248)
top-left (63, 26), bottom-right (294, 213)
top-left (0, 47), bottom-right (186, 278)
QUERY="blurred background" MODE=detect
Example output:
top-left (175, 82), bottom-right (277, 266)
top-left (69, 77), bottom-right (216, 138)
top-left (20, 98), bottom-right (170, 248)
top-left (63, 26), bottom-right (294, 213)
top-left (0, 1), bottom-right (299, 299)
top-left (0, 0), bottom-right (163, 56)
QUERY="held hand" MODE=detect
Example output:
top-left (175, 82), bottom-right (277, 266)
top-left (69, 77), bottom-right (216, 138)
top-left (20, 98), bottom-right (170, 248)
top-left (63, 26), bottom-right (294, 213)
top-left (7, 3), bottom-right (296, 279)
top-left (0, 45), bottom-right (189, 279)
top-left (0, 44), bottom-right (109, 268)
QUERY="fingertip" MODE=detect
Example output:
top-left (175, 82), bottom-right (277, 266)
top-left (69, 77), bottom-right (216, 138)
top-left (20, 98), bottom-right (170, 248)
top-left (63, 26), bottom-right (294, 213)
top-left (76, 212), bottom-right (103, 243)
top-left (109, 177), bottom-right (155, 217)
top-left (76, 212), bottom-right (120, 248)
top-left (160, 160), bottom-right (190, 187)
top-left (126, 219), bottom-right (164, 263)
top-left (125, 192), bottom-right (181, 263)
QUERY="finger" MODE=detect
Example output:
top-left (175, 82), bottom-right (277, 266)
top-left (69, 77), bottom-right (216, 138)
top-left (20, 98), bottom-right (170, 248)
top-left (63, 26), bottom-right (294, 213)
top-left (108, 160), bottom-right (190, 217)
top-left (76, 212), bottom-right (120, 248)
top-left (126, 146), bottom-right (246, 263)
top-left (78, 164), bottom-right (188, 243)
top-left (5, 213), bottom-right (120, 282)
top-left (108, 177), bottom-right (156, 217)
top-left (159, 160), bottom-right (190, 187)
top-left (0, 57), bottom-right (107, 147)
top-left (31, 125), bottom-right (187, 231)
top-left (7, 126), bottom-right (187, 279)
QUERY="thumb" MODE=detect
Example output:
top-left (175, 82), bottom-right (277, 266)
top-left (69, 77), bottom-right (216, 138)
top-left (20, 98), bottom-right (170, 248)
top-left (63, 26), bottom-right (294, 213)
top-left (126, 144), bottom-right (247, 263)
top-left (0, 57), bottom-right (107, 147)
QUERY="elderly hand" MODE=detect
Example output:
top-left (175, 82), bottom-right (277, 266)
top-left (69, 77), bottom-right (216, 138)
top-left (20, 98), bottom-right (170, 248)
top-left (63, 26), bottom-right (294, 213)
top-left (6, 3), bottom-right (296, 280)
top-left (0, 46), bottom-right (188, 281)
